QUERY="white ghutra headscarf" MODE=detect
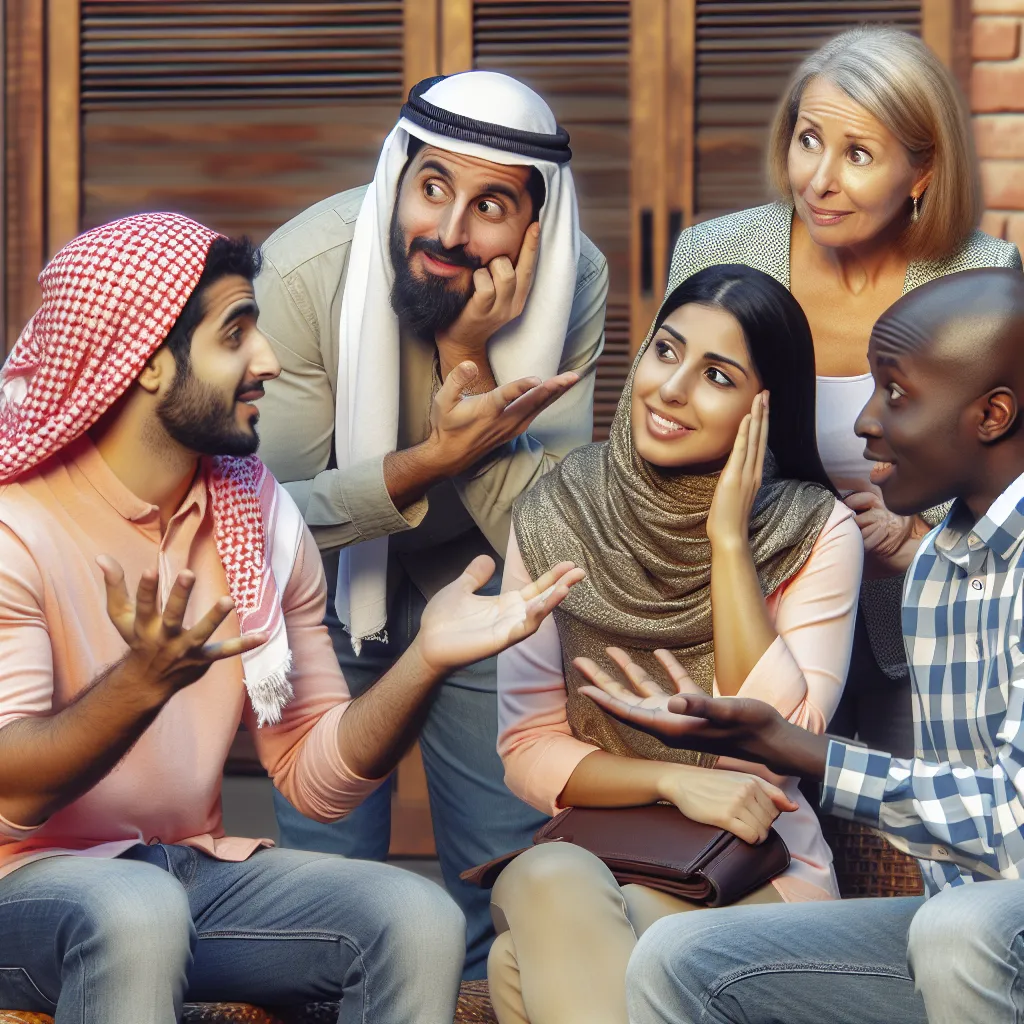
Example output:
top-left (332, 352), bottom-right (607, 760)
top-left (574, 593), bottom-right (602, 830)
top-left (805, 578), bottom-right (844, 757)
top-left (335, 71), bottom-right (582, 649)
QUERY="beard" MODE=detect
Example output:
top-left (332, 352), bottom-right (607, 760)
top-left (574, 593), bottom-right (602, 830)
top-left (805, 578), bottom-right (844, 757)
top-left (157, 359), bottom-right (261, 458)
top-left (388, 208), bottom-right (482, 339)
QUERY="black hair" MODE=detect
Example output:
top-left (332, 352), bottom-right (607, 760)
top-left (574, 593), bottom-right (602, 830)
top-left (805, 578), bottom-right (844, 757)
top-left (654, 263), bottom-right (837, 495)
top-left (401, 135), bottom-right (546, 223)
top-left (163, 235), bottom-right (262, 373)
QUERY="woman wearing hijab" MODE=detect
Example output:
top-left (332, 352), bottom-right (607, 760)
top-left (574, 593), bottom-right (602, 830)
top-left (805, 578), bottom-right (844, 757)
top-left (486, 264), bottom-right (864, 1024)
top-left (667, 27), bottom-right (1021, 756)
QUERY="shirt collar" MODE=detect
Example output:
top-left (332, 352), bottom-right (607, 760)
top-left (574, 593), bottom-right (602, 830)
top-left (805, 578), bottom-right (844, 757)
top-left (70, 435), bottom-right (208, 525)
top-left (934, 469), bottom-right (1024, 572)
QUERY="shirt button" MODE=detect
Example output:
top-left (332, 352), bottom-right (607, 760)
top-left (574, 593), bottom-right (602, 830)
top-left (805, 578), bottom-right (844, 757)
top-left (972, 579), bottom-right (984, 591)
top-left (936, 847), bottom-right (947, 856)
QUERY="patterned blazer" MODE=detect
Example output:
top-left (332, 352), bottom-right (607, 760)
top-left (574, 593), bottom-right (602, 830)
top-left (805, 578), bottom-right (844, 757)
top-left (667, 200), bottom-right (1023, 681)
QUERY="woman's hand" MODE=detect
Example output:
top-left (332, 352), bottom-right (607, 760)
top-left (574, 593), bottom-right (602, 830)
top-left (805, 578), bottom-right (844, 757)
top-left (707, 391), bottom-right (769, 548)
top-left (843, 489), bottom-right (930, 578)
top-left (655, 763), bottom-right (797, 845)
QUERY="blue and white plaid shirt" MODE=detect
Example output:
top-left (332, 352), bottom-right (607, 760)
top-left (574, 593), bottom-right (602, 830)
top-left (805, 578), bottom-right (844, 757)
top-left (821, 469), bottom-right (1024, 894)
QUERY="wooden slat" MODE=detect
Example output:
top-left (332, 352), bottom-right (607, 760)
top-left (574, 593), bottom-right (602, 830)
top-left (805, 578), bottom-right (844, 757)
top-left (666, 0), bottom-right (695, 265)
top-left (441, 0), bottom-right (472, 74)
top-left (694, 1), bottom-right (922, 220)
top-left (472, 0), bottom-right (631, 440)
top-left (47, 0), bottom-right (80, 258)
top-left (5, 0), bottom-right (45, 350)
top-left (404, 0), bottom-right (439, 95)
top-left (80, 1), bottom-right (404, 108)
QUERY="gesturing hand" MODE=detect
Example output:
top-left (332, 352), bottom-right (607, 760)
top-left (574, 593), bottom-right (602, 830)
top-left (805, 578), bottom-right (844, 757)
top-left (412, 554), bottom-right (585, 674)
top-left (427, 361), bottom-right (579, 478)
top-left (844, 489), bottom-right (929, 578)
top-left (97, 556), bottom-right (267, 697)
top-left (436, 222), bottom-right (540, 355)
top-left (707, 391), bottom-right (768, 547)
top-left (574, 646), bottom-right (828, 779)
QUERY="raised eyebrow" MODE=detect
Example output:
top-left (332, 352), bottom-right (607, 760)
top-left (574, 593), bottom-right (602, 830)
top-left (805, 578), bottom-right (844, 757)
top-left (417, 158), bottom-right (455, 183)
top-left (795, 114), bottom-right (878, 146)
top-left (219, 299), bottom-right (259, 330)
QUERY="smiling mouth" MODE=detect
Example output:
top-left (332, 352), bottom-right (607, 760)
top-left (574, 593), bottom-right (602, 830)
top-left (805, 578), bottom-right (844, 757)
top-left (804, 201), bottom-right (852, 224)
top-left (869, 460), bottom-right (896, 485)
top-left (647, 407), bottom-right (694, 439)
top-left (420, 251), bottom-right (467, 277)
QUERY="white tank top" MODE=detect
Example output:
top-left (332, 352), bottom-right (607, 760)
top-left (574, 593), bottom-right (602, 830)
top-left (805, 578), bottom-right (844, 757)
top-left (815, 374), bottom-right (875, 497)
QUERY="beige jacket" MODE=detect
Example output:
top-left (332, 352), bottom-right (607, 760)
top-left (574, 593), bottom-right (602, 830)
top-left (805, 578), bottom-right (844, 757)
top-left (255, 185), bottom-right (609, 599)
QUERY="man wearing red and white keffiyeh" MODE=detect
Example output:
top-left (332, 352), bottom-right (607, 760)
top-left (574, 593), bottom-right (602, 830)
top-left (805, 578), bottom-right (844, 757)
top-left (0, 212), bottom-right (582, 1024)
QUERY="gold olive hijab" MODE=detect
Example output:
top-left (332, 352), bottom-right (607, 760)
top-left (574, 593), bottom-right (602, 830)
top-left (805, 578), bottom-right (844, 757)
top-left (512, 271), bottom-right (836, 767)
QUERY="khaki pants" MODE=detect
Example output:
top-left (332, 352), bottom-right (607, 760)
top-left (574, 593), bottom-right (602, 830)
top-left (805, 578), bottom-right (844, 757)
top-left (487, 841), bottom-right (782, 1024)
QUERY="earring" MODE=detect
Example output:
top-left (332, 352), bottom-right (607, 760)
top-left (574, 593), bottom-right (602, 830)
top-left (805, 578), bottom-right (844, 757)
top-left (911, 194), bottom-right (920, 222)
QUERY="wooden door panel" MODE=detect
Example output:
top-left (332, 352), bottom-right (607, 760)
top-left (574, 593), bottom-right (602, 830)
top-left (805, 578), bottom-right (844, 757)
top-left (692, 2), bottom-right (922, 221)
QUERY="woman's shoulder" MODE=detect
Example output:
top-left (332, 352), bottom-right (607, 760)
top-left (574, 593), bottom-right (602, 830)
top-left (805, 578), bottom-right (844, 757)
top-left (911, 230), bottom-right (1023, 283)
top-left (668, 202), bottom-right (791, 292)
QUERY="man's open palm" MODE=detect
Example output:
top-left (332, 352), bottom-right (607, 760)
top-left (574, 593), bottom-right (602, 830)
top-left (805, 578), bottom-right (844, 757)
top-left (414, 555), bottom-right (584, 673)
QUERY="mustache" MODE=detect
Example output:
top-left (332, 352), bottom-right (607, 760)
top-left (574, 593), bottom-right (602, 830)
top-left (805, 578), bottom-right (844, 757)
top-left (235, 380), bottom-right (265, 400)
top-left (407, 236), bottom-right (483, 271)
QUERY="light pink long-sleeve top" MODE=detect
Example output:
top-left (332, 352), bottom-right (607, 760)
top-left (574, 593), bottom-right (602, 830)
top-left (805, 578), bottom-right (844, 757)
top-left (498, 502), bottom-right (863, 902)
top-left (0, 438), bottom-right (380, 881)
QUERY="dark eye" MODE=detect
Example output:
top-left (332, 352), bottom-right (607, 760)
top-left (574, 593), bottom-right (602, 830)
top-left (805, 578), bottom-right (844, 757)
top-left (654, 340), bottom-right (677, 362)
top-left (849, 147), bottom-right (873, 166)
top-left (798, 132), bottom-right (821, 152)
top-left (887, 383), bottom-right (905, 402)
top-left (476, 198), bottom-right (504, 218)
top-left (706, 367), bottom-right (734, 387)
top-left (424, 181), bottom-right (445, 200)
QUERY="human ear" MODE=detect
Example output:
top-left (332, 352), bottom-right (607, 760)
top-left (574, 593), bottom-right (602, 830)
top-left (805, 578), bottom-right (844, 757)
top-left (977, 388), bottom-right (1018, 444)
top-left (912, 164), bottom-right (934, 203)
top-left (136, 346), bottom-right (176, 396)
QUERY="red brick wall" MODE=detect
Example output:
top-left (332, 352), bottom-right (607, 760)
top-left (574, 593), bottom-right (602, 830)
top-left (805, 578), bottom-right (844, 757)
top-left (973, 0), bottom-right (1024, 251)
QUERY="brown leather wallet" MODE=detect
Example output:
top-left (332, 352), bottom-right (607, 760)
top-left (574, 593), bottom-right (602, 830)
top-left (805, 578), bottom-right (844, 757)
top-left (460, 803), bottom-right (790, 907)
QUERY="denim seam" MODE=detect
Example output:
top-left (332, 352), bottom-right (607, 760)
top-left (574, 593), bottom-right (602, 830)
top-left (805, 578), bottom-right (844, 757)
top-left (196, 930), bottom-right (341, 941)
top-left (0, 966), bottom-right (57, 1006)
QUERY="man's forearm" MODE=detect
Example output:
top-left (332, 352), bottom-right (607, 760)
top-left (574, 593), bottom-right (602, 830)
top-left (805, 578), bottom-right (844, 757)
top-left (436, 343), bottom-right (497, 395)
top-left (758, 719), bottom-right (831, 779)
top-left (382, 441), bottom-right (448, 512)
top-left (0, 659), bottom-right (167, 827)
top-left (333, 640), bottom-right (445, 780)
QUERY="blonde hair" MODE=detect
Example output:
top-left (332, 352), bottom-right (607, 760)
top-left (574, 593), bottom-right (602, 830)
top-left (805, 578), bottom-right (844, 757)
top-left (767, 26), bottom-right (980, 262)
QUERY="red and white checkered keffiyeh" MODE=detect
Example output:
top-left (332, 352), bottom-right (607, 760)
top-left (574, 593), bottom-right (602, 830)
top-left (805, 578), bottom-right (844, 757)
top-left (0, 212), bottom-right (301, 726)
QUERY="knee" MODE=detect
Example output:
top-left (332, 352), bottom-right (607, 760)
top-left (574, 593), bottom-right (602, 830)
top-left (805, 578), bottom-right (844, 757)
top-left (908, 888), bottom-right (994, 990)
top-left (73, 863), bottom-right (194, 968)
top-left (626, 917), bottom-right (716, 1022)
top-left (492, 842), bottom-right (605, 911)
top-left (377, 868), bottom-right (466, 954)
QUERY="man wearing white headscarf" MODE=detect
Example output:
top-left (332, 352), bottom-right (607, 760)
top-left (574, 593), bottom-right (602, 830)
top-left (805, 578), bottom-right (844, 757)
top-left (255, 71), bottom-right (608, 975)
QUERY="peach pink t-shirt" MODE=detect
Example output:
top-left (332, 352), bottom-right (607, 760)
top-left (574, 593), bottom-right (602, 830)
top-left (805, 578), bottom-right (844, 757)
top-left (497, 502), bottom-right (863, 902)
top-left (0, 437), bottom-right (380, 880)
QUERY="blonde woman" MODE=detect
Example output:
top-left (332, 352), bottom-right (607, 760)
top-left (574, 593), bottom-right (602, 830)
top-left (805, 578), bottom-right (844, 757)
top-left (667, 26), bottom-right (1021, 755)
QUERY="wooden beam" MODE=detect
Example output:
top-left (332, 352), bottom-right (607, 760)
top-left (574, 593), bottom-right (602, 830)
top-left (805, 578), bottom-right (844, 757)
top-left (629, 0), bottom-right (668, 353)
top-left (440, 0), bottom-right (473, 75)
top-left (921, 0), bottom-right (972, 94)
top-left (665, 0), bottom-right (695, 259)
top-left (5, 0), bottom-right (45, 351)
top-left (404, 0), bottom-right (440, 97)
top-left (47, 0), bottom-right (80, 259)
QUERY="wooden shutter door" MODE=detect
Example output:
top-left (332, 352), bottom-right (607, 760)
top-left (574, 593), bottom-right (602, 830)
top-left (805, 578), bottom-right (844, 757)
top-left (440, 0), bottom-right (662, 440)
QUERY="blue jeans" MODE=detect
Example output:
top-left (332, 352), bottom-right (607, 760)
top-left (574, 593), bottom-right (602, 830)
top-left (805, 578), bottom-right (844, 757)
top-left (627, 880), bottom-right (1024, 1024)
top-left (273, 567), bottom-right (548, 980)
top-left (0, 843), bottom-right (464, 1023)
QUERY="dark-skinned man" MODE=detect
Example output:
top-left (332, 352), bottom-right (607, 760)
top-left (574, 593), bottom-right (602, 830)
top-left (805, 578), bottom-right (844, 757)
top-left (578, 268), bottom-right (1024, 1024)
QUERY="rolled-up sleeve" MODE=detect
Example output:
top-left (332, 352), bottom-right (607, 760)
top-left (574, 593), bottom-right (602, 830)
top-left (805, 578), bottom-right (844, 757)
top-left (0, 525), bottom-right (54, 837)
top-left (456, 243), bottom-right (609, 555)
top-left (249, 528), bottom-right (383, 819)
top-left (255, 253), bottom-right (427, 553)
top-left (733, 504), bottom-right (863, 733)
